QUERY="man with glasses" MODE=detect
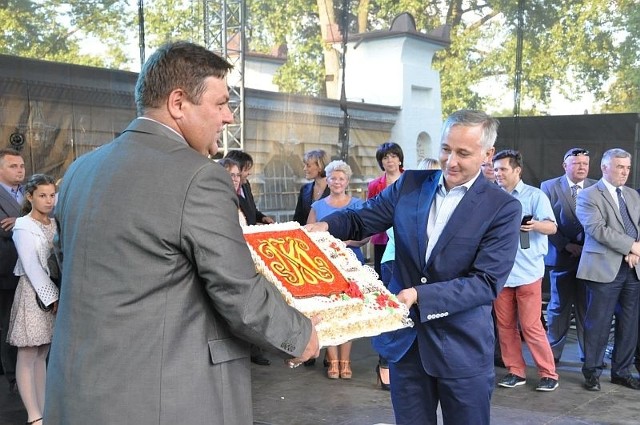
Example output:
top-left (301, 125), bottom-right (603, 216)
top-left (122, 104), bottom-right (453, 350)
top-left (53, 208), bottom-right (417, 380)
top-left (542, 148), bottom-right (596, 364)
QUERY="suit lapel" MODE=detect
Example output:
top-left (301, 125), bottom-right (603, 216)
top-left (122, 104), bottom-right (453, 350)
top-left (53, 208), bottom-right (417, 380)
top-left (597, 180), bottom-right (625, 228)
top-left (416, 172), bottom-right (440, 268)
top-left (0, 186), bottom-right (21, 215)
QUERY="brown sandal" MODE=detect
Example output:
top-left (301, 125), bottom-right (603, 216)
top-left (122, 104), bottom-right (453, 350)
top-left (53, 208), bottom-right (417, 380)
top-left (327, 360), bottom-right (339, 379)
top-left (339, 360), bottom-right (352, 379)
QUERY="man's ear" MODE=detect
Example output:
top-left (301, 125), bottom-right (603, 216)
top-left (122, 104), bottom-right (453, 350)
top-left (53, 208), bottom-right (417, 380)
top-left (167, 89), bottom-right (186, 119)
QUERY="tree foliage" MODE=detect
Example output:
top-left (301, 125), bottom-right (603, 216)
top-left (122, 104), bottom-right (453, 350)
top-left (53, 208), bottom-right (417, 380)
top-left (0, 0), bottom-right (132, 68)
top-left (1, 0), bottom-right (637, 115)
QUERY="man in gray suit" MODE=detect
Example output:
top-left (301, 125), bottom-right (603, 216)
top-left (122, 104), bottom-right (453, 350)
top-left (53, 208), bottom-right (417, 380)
top-left (542, 148), bottom-right (596, 363)
top-left (0, 148), bottom-right (25, 394)
top-left (577, 148), bottom-right (640, 392)
top-left (45, 42), bottom-right (319, 425)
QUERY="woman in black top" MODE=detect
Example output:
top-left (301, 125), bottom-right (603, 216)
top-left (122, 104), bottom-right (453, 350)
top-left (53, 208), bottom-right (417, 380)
top-left (293, 149), bottom-right (330, 225)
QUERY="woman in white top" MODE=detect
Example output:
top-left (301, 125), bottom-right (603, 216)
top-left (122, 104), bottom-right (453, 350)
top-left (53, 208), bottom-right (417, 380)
top-left (7, 174), bottom-right (59, 425)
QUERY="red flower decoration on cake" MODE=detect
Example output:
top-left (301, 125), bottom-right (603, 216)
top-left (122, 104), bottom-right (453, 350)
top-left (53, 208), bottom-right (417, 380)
top-left (376, 293), bottom-right (399, 309)
top-left (345, 281), bottom-right (364, 299)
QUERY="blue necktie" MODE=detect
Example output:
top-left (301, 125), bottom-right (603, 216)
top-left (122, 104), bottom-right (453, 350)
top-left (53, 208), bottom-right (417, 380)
top-left (616, 188), bottom-right (638, 240)
top-left (10, 188), bottom-right (19, 201)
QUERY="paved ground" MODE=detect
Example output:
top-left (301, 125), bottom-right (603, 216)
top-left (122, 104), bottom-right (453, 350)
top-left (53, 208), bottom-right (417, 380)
top-left (0, 329), bottom-right (636, 424)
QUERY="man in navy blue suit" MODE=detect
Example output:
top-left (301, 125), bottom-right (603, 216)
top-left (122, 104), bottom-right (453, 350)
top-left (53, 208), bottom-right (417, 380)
top-left (307, 110), bottom-right (521, 425)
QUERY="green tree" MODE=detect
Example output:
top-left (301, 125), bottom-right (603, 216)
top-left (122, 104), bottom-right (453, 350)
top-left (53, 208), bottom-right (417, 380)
top-left (0, 0), bottom-right (132, 68)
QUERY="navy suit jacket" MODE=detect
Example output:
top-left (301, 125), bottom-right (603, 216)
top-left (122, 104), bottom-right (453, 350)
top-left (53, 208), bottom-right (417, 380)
top-left (541, 176), bottom-right (596, 269)
top-left (324, 170), bottom-right (521, 378)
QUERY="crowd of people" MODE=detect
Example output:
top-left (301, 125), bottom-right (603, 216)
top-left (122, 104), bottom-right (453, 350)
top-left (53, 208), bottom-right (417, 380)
top-left (1, 39), bottom-right (640, 425)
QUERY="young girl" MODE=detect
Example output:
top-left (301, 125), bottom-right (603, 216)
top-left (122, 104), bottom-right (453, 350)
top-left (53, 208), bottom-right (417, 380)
top-left (7, 174), bottom-right (59, 425)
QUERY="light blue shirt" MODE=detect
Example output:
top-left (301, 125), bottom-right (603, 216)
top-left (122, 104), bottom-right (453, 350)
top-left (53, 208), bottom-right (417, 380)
top-left (425, 173), bottom-right (479, 263)
top-left (381, 228), bottom-right (395, 264)
top-left (504, 180), bottom-right (556, 287)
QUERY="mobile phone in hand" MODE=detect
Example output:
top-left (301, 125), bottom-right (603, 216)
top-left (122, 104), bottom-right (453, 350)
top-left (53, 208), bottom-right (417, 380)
top-left (521, 214), bottom-right (533, 225)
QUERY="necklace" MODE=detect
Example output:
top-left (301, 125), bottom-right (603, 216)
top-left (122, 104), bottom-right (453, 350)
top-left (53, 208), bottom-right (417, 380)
top-left (313, 183), bottom-right (326, 199)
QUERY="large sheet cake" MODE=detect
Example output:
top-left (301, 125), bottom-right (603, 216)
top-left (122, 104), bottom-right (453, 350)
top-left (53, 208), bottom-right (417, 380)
top-left (243, 222), bottom-right (413, 347)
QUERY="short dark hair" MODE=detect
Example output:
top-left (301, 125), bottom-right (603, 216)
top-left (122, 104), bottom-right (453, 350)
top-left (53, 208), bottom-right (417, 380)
top-left (493, 149), bottom-right (523, 170)
top-left (135, 41), bottom-right (233, 116)
top-left (375, 142), bottom-right (404, 171)
top-left (224, 150), bottom-right (254, 171)
top-left (0, 148), bottom-right (22, 162)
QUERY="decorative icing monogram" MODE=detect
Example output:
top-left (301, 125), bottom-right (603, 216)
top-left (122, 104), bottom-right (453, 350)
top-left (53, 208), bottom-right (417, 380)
top-left (244, 229), bottom-right (349, 298)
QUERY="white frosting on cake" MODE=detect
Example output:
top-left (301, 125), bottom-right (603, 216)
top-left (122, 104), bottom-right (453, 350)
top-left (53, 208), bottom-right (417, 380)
top-left (244, 221), bottom-right (413, 347)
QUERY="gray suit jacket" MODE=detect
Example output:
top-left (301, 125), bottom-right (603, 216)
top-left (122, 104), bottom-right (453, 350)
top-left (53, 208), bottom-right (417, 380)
top-left (541, 175), bottom-right (596, 269)
top-left (44, 118), bottom-right (312, 425)
top-left (0, 186), bottom-right (21, 289)
top-left (576, 179), bottom-right (640, 283)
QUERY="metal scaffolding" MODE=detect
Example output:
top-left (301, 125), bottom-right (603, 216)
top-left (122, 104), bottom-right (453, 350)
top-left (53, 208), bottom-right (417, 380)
top-left (203, 0), bottom-right (245, 154)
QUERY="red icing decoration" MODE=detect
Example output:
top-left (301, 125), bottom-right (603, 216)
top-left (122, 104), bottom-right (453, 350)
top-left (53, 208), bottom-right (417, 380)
top-left (375, 292), bottom-right (399, 309)
top-left (345, 281), bottom-right (364, 299)
top-left (244, 229), bottom-right (350, 298)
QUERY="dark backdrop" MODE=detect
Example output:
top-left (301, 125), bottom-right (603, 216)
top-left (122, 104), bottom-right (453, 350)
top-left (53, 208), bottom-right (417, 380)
top-left (496, 113), bottom-right (640, 188)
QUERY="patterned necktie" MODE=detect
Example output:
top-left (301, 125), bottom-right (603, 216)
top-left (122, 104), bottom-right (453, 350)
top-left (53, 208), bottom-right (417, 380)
top-left (571, 185), bottom-right (579, 208)
top-left (616, 188), bottom-right (638, 240)
top-left (571, 185), bottom-right (584, 241)
top-left (10, 187), bottom-right (19, 201)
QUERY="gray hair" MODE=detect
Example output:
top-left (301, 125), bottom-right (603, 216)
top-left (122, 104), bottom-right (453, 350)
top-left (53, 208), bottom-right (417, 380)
top-left (440, 110), bottom-right (499, 152)
top-left (325, 160), bottom-right (352, 180)
top-left (601, 148), bottom-right (631, 167)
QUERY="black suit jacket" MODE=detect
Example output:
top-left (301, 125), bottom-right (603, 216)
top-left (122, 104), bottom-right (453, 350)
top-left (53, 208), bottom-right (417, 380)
top-left (0, 186), bottom-right (21, 290)
top-left (238, 182), bottom-right (265, 225)
top-left (293, 182), bottom-right (330, 225)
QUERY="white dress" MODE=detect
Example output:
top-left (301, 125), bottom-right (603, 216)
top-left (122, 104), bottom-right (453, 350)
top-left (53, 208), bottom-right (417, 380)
top-left (7, 216), bottom-right (58, 347)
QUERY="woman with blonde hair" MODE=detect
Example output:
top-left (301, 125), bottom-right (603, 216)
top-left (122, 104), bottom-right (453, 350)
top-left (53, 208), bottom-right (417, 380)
top-left (7, 174), bottom-right (59, 425)
top-left (293, 149), bottom-right (330, 225)
top-left (308, 160), bottom-right (369, 379)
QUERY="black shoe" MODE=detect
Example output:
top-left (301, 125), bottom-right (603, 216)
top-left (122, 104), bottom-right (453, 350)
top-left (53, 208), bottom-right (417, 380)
top-left (536, 377), bottom-right (559, 392)
top-left (584, 375), bottom-right (600, 391)
top-left (498, 373), bottom-right (526, 388)
top-left (611, 375), bottom-right (640, 390)
top-left (250, 355), bottom-right (271, 366)
top-left (303, 358), bottom-right (316, 367)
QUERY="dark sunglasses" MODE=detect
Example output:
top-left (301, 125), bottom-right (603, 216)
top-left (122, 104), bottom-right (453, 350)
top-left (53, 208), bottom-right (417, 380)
top-left (564, 149), bottom-right (589, 161)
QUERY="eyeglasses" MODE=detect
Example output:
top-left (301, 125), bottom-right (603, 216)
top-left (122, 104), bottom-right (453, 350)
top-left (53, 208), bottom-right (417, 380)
top-left (564, 149), bottom-right (589, 161)
top-left (229, 173), bottom-right (241, 179)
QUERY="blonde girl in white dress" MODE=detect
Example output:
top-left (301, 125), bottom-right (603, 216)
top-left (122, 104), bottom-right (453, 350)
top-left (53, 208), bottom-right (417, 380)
top-left (7, 174), bottom-right (59, 425)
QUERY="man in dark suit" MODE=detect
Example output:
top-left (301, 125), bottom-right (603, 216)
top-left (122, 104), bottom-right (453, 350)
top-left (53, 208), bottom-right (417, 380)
top-left (307, 110), bottom-right (521, 425)
top-left (0, 148), bottom-right (25, 394)
top-left (577, 148), bottom-right (640, 391)
top-left (542, 148), bottom-right (596, 363)
top-left (224, 150), bottom-right (274, 226)
top-left (45, 42), bottom-right (319, 425)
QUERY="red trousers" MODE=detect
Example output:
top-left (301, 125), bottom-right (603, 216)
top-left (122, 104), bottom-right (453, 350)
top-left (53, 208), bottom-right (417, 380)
top-left (494, 279), bottom-right (558, 380)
